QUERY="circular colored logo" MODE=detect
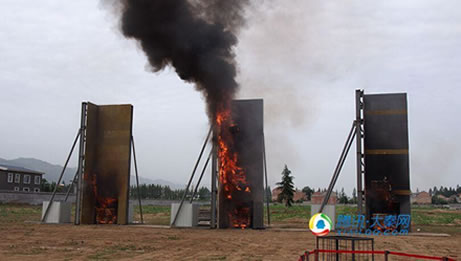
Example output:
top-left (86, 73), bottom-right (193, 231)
top-left (309, 213), bottom-right (332, 236)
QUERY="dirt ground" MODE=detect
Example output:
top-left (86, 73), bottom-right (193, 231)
top-left (0, 223), bottom-right (460, 260)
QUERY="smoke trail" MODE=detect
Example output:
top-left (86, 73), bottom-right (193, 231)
top-left (105, 0), bottom-right (249, 121)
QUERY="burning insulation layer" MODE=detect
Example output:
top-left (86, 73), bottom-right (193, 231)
top-left (216, 99), bottom-right (264, 229)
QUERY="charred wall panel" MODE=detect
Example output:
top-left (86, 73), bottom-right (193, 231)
top-left (218, 99), bottom-right (264, 229)
top-left (363, 93), bottom-right (411, 223)
top-left (81, 103), bottom-right (133, 225)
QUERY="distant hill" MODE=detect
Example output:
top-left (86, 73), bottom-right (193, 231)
top-left (0, 157), bottom-right (183, 188)
top-left (0, 157), bottom-right (77, 183)
top-left (129, 176), bottom-right (184, 189)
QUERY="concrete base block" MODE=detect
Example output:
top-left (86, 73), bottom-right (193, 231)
top-left (170, 203), bottom-right (199, 227)
top-left (42, 201), bottom-right (72, 224)
top-left (311, 204), bottom-right (336, 230)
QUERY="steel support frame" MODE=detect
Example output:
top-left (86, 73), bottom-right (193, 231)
top-left (355, 89), bottom-right (365, 217)
top-left (319, 121), bottom-right (356, 213)
top-left (75, 102), bottom-right (88, 225)
top-left (131, 136), bottom-right (144, 224)
top-left (41, 129), bottom-right (81, 222)
top-left (211, 130), bottom-right (218, 229)
top-left (262, 133), bottom-right (271, 226)
top-left (171, 128), bottom-right (212, 227)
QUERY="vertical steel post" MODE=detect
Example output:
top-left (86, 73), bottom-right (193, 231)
top-left (352, 240), bottom-right (355, 261)
top-left (75, 102), bottom-right (87, 225)
top-left (355, 89), bottom-right (364, 217)
top-left (262, 133), bottom-right (271, 226)
top-left (131, 137), bottom-right (144, 224)
top-left (211, 130), bottom-right (217, 229)
top-left (371, 238), bottom-right (375, 261)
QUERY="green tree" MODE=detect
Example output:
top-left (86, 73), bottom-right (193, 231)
top-left (276, 165), bottom-right (295, 207)
top-left (198, 187), bottom-right (210, 200)
top-left (302, 186), bottom-right (314, 201)
top-left (40, 178), bottom-right (51, 192)
top-left (338, 187), bottom-right (349, 204)
top-left (351, 188), bottom-right (357, 204)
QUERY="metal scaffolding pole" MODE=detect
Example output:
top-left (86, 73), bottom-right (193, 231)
top-left (75, 102), bottom-right (87, 225)
top-left (319, 122), bottom-right (356, 213)
top-left (210, 131), bottom-right (218, 229)
top-left (262, 133), bottom-right (271, 226)
top-left (190, 151), bottom-right (211, 203)
top-left (41, 129), bottom-right (81, 222)
top-left (355, 89), bottom-right (365, 216)
top-left (131, 136), bottom-right (144, 224)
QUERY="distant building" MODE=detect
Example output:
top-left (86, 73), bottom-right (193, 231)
top-left (271, 188), bottom-right (280, 202)
top-left (0, 164), bottom-right (44, 192)
top-left (436, 194), bottom-right (449, 202)
top-left (311, 191), bottom-right (337, 205)
top-left (293, 191), bottom-right (307, 202)
top-left (271, 188), bottom-right (308, 202)
top-left (411, 191), bottom-right (431, 204)
top-left (449, 194), bottom-right (461, 203)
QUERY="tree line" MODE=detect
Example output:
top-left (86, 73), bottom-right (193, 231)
top-left (429, 185), bottom-right (461, 204)
top-left (39, 178), bottom-right (212, 201)
top-left (129, 184), bottom-right (211, 201)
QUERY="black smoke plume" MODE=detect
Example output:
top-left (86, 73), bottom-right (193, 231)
top-left (105, 0), bottom-right (249, 121)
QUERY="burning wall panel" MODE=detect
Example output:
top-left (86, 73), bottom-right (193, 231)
top-left (363, 94), bottom-right (411, 227)
top-left (217, 99), bottom-right (264, 229)
top-left (81, 103), bottom-right (133, 225)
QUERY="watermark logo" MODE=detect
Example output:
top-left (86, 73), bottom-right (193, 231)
top-left (309, 213), bottom-right (332, 236)
top-left (336, 214), bottom-right (411, 236)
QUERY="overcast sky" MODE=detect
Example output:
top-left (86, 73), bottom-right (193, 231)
top-left (1, 0), bottom-right (460, 194)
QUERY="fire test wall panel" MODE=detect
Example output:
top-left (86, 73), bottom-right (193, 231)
top-left (363, 93), bottom-right (411, 222)
top-left (218, 99), bottom-right (264, 229)
top-left (81, 103), bottom-right (133, 225)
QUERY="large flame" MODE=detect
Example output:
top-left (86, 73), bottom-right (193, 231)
top-left (216, 107), bottom-right (251, 229)
top-left (89, 174), bottom-right (118, 224)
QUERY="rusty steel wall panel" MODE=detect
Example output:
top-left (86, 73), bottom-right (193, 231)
top-left (218, 99), bottom-right (264, 229)
top-left (81, 103), bottom-right (133, 225)
top-left (363, 93), bottom-right (411, 221)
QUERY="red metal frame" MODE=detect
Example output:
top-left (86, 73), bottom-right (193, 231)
top-left (299, 249), bottom-right (456, 261)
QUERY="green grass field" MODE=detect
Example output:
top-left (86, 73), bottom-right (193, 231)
top-left (1, 203), bottom-right (460, 234)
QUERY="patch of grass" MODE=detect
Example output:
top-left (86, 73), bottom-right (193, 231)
top-left (137, 205), bottom-right (171, 215)
top-left (412, 208), bottom-right (461, 226)
top-left (116, 244), bottom-right (138, 251)
top-left (87, 249), bottom-right (113, 260)
top-left (336, 205), bottom-right (357, 217)
top-left (267, 204), bottom-right (311, 222)
top-left (167, 235), bottom-right (180, 240)
top-left (266, 204), bottom-right (359, 223)
top-left (0, 203), bottom-right (41, 224)
top-left (134, 205), bottom-right (171, 225)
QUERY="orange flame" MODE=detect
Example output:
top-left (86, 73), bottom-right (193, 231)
top-left (216, 108), bottom-right (251, 229)
top-left (89, 174), bottom-right (118, 224)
